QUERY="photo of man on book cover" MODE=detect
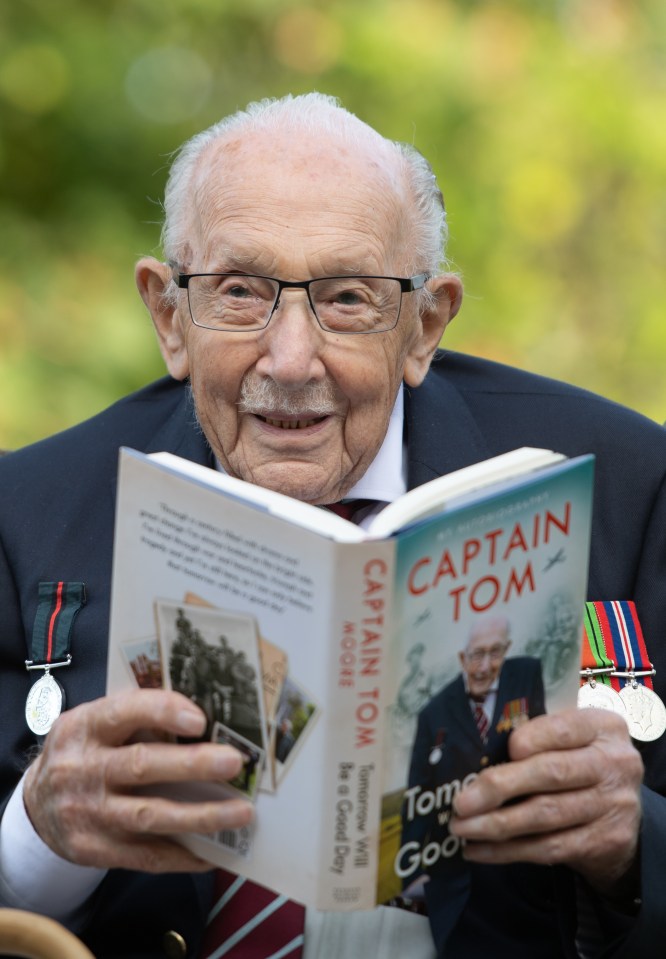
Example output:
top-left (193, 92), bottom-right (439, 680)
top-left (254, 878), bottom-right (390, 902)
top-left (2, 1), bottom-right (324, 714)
top-left (398, 615), bottom-right (545, 902)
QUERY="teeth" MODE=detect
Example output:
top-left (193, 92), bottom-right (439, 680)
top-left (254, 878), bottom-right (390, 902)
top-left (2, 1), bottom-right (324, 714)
top-left (264, 417), bottom-right (318, 429)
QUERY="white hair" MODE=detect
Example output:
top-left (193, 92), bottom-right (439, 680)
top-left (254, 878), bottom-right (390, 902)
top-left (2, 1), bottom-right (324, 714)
top-left (161, 92), bottom-right (450, 305)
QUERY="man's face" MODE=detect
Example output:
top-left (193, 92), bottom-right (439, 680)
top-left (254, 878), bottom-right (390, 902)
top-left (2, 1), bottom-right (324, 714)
top-left (138, 130), bottom-right (460, 504)
top-left (459, 619), bottom-right (510, 700)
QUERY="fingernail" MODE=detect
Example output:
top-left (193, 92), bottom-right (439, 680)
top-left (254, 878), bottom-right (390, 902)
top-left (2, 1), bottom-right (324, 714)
top-left (177, 709), bottom-right (206, 736)
top-left (215, 747), bottom-right (243, 776)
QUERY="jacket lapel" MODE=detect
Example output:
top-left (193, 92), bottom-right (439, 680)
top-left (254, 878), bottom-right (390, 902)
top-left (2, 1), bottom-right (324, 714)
top-left (404, 358), bottom-right (493, 490)
top-left (108, 383), bottom-right (213, 500)
top-left (144, 386), bottom-right (213, 464)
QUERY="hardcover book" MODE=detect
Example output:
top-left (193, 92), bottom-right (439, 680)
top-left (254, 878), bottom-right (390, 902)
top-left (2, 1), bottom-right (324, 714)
top-left (106, 446), bottom-right (594, 911)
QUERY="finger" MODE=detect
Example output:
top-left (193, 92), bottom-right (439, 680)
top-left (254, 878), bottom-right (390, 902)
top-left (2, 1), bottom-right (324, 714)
top-left (452, 777), bottom-right (640, 849)
top-left (105, 793), bottom-right (255, 841)
top-left (507, 707), bottom-right (630, 762)
top-left (66, 830), bottom-right (240, 874)
top-left (458, 809), bottom-right (639, 881)
top-left (453, 748), bottom-right (600, 818)
top-left (57, 793), bottom-right (254, 868)
top-left (455, 708), bottom-right (639, 818)
top-left (459, 821), bottom-right (588, 868)
top-left (103, 740), bottom-right (246, 789)
top-left (451, 787), bottom-right (598, 844)
top-left (79, 689), bottom-right (208, 746)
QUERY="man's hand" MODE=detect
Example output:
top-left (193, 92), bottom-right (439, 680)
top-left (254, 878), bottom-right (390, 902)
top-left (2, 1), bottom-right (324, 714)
top-left (449, 708), bottom-right (643, 896)
top-left (23, 689), bottom-right (254, 873)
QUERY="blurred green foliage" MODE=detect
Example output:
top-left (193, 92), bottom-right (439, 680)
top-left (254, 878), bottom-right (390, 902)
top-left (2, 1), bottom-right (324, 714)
top-left (1, 0), bottom-right (665, 448)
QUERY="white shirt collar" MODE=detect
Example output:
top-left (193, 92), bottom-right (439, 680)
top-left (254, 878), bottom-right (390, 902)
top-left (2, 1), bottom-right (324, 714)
top-left (343, 386), bottom-right (406, 504)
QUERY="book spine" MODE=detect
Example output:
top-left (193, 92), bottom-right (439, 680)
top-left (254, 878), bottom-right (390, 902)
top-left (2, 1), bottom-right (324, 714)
top-left (315, 540), bottom-right (395, 911)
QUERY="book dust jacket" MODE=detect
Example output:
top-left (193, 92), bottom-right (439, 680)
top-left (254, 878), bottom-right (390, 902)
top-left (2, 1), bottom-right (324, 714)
top-left (376, 456), bottom-right (594, 905)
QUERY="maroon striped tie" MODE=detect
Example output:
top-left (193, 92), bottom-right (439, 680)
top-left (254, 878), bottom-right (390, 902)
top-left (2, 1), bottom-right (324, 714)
top-left (325, 499), bottom-right (376, 522)
top-left (200, 869), bottom-right (305, 959)
top-left (472, 700), bottom-right (489, 742)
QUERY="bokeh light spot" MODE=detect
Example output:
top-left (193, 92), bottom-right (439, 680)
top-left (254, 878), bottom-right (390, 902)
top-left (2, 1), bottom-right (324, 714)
top-left (503, 161), bottom-right (581, 242)
top-left (273, 8), bottom-right (342, 74)
top-left (0, 44), bottom-right (70, 115)
top-left (125, 47), bottom-right (212, 124)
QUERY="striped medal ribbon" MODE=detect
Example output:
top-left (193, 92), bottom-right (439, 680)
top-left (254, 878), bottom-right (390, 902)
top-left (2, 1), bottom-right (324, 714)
top-left (25, 581), bottom-right (86, 736)
top-left (578, 603), bottom-right (626, 717)
top-left (600, 600), bottom-right (666, 742)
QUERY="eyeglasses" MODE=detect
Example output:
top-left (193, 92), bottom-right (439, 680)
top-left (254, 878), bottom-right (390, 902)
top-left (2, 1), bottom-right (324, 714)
top-left (465, 644), bottom-right (509, 665)
top-left (173, 271), bottom-right (429, 334)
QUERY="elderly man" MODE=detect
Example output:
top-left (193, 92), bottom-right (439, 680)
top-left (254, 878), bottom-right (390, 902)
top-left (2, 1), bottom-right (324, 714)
top-left (1, 93), bottom-right (666, 959)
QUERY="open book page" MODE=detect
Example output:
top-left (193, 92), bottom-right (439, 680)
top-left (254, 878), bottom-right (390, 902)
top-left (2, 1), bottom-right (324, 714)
top-left (365, 448), bottom-right (564, 539)
top-left (147, 452), bottom-right (365, 543)
top-left (149, 448), bottom-right (563, 543)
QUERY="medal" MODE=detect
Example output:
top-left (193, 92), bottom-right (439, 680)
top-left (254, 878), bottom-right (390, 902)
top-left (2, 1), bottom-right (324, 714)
top-left (579, 605), bottom-right (624, 715)
top-left (598, 600), bottom-right (666, 743)
top-left (619, 681), bottom-right (666, 742)
top-left (577, 677), bottom-right (626, 716)
top-left (24, 581), bottom-right (86, 735)
top-left (582, 600), bottom-right (666, 742)
top-left (25, 669), bottom-right (65, 735)
top-left (429, 728), bottom-right (446, 765)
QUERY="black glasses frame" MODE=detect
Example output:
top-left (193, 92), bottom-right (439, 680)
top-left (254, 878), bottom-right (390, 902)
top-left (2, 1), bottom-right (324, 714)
top-left (173, 270), bottom-right (429, 334)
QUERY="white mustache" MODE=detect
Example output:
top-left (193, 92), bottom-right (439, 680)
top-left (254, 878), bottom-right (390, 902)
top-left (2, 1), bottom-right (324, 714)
top-left (238, 377), bottom-right (337, 417)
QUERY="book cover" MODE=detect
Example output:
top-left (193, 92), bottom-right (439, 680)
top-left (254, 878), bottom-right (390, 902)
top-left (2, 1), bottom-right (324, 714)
top-left (106, 447), bottom-right (593, 911)
top-left (375, 457), bottom-right (594, 905)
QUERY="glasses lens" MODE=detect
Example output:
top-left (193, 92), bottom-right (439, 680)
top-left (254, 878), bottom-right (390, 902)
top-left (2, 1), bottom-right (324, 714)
top-left (187, 275), bottom-right (278, 330)
top-left (310, 277), bottom-right (401, 333)
top-left (468, 645), bottom-right (508, 664)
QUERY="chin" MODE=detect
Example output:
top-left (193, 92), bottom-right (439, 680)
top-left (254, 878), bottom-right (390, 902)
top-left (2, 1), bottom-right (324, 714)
top-left (241, 463), bottom-right (342, 505)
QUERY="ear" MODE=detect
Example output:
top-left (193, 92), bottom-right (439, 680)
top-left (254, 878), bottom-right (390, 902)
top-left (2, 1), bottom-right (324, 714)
top-left (135, 257), bottom-right (190, 380)
top-left (403, 274), bottom-right (463, 387)
top-left (458, 650), bottom-right (466, 671)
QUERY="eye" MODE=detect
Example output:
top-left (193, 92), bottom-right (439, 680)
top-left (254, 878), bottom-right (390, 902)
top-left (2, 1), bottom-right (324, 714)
top-left (219, 277), bottom-right (254, 298)
top-left (333, 287), bottom-right (366, 306)
top-left (219, 275), bottom-right (276, 303)
top-left (317, 279), bottom-right (372, 310)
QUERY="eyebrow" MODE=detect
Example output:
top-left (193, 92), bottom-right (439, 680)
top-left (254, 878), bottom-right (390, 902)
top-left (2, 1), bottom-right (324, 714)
top-left (204, 244), bottom-right (371, 279)
top-left (206, 246), bottom-right (276, 274)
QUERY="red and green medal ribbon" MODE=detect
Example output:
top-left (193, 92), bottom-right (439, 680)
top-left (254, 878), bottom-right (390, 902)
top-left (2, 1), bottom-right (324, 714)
top-left (592, 599), bottom-right (654, 689)
top-left (580, 601), bottom-right (665, 742)
top-left (25, 581), bottom-right (86, 736)
top-left (29, 581), bottom-right (86, 667)
top-left (581, 602), bottom-right (618, 688)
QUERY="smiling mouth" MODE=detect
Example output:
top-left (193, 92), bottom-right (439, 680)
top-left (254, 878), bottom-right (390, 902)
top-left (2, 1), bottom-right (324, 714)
top-left (257, 414), bottom-right (328, 430)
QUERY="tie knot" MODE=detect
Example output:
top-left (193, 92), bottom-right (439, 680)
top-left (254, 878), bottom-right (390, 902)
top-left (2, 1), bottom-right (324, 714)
top-left (323, 499), bottom-right (375, 522)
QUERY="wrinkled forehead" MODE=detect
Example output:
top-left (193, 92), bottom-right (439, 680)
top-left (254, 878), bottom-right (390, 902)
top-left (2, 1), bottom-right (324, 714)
top-left (465, 618), bottom-right (510, 654)
top-left (184, 129), bottom-right (413, 267)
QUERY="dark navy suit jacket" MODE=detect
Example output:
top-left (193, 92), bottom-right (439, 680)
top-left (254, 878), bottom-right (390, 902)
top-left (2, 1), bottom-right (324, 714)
top-left (2, 351), bottom-right (666, 958)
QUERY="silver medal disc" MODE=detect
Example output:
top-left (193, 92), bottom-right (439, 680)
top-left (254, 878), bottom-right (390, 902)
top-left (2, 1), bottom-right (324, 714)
top-left (619, 683), bottom-right (666, 742)
top-left (577, 681), bottom-right (627, 717)
top-left (25, 671), bottom-right (63, 735)
top-left (429, 746), bottom-right (443, 765)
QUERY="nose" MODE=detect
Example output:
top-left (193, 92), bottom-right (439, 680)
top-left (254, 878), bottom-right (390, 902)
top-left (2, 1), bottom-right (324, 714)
top-left (255, 290), bottom-right (327, 389)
